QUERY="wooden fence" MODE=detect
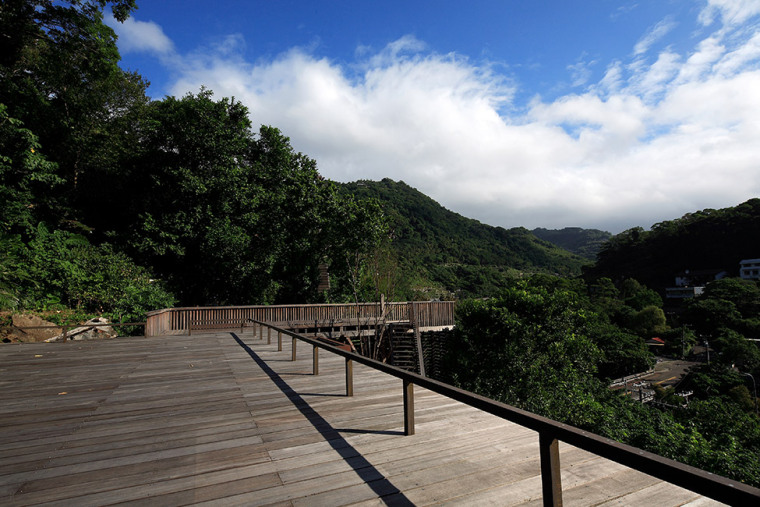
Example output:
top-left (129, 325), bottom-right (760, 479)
top-left (145, 301), bottom-right (455, 336)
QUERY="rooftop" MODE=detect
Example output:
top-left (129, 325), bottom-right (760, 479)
top-left (0, 331), bottom-right (724, 506)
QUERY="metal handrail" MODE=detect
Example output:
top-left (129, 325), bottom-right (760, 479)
top-left (246, 318), bottom-right (760, 507)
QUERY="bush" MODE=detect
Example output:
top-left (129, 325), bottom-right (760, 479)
top-left (7, 224), bottom-right (175, 323)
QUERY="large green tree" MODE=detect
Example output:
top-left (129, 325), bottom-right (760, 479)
top-left (103, 90), bottom-right (383, 305)
top-left (0, 104), bottom-right (61, 233)
top-left (443, 282), bottom-right (605, 427)
top-left (1, 0), bottom-right (144, 226)
top-left (1, 0), bottom-right (391, 314)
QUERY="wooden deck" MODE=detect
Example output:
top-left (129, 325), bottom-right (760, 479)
top-left (0, 332), bottom-right (724, 506)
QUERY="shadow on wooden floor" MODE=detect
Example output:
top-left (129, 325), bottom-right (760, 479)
top-left (230, 332), bottom-right (414, 506)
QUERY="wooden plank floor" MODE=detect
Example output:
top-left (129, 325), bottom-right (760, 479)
top-left (0, 332), bottom-right (724, 506)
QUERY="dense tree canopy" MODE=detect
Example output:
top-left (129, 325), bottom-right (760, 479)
top-left (0, 0), bottom-right (387, 317)
top-left (443, 282), bottom-right (606, 427)
top-left (443, 277), bottom-right (760, 487)
top-left (585, 199), bottom-right (760, 291)
top-left (0, 104), bottom-right (61, 233)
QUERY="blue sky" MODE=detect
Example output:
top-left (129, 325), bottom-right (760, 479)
top-left (107, 1), bottom-right (760, 233)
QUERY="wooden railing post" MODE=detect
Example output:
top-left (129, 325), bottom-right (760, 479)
top-left (259, 324), bottom-right (264, 340)
top-left (345, 358), bottom-right (353, 397)
top-left (278, 331), bottom-right (282, 351)
top-left (403, 379), bottom-right (415, 436)
top-left (539, 431), bottom-right (563, 507)
top-left (267, 326), bottom-right (271, 345)
top-left (313, 345), bottom-right (319, 375)
top-left (292, 337), bottom-right (297, 361)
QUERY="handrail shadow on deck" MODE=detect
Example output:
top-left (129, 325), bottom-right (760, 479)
top-left (240, 319), bottom-right (760, 507)
top-left (230, 332), bottom-right (413, 506)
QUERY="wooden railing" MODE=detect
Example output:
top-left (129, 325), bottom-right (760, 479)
top-left (244, 318), bottom-right (760, 507)
top-left (145, 301), bottom-right (455, 336)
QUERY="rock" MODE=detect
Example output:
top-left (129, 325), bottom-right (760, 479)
top-left (46, 317), bottom-right (117, 342)
top-left (11, 314), bottom-right (60, 343)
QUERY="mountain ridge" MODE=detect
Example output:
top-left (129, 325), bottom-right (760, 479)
top-left (532, 227), bottom-right (612, 260)
top-left (338, 178), bottom-right (588, 298)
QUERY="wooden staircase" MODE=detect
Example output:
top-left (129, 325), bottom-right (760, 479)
top-left (389, 323), bottom-right (418, 372)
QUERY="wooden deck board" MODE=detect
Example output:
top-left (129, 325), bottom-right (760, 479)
top-left (0, 332), bottom-right (725, 506)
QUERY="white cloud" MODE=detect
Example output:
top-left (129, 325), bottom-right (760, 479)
top-left (673, 36), bottom-right (724, 84)
top-left (595, 61), bottom-right (625, 95)
top-left (131, 8), bottom-right (760, 233)
top-left (714, 30), bottom-right (760, 74)
top-left (699, 0), bottom-right (760, 26)
top-left (567, 54), bottom-right (597, 87)
top-left (105, 13), bottom-right (174, 55)
top-left (627, 50), bottom-right (682, 101)
top-left (633, 18), bottom-right (677, 56)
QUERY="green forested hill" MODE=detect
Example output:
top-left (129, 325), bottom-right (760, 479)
top-left (0, 2), bottom-right (386, 313)
top-left (584, 198), bottom-right (760, 291)
top-left (339, 179), bottom-right (587, 298)
top-left (532, 227), bottom-right (611, 260)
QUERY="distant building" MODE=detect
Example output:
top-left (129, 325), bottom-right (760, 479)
top-left (740, 259), bottom-right (760, 280)
top-left (674, 269), bottom-right (728, 287)
top-left (665, 286), bottom-right (705, 299)
top-left (666, 268), bottom-right (726, 299)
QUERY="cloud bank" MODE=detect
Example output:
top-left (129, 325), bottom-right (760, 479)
top-left (110, 1), bottom-right (760, 233)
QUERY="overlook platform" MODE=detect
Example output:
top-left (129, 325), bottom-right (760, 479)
top-left (0, 332), bottom-right (722, 506)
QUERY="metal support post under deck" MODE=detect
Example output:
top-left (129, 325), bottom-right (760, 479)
top-left (403, 379), bottom-right (415, 436)
top-left (539, 431), bottom-right (563, 507)
top-left (345, 358), bottom-right (353, 397)
top-left (313, 345), bottom-right (319, 375)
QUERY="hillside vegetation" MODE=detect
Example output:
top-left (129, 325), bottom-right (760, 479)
top-left (0, 1), bottom-right (589, 320)
top-left (532, 227), bottom-right (611, 260)
top-left (584, 199), bottom-right (760, 291)
top-left (339, 179), bottom-right (587, 298)
top-left (0, 1), bottom-right (385, 318)
top-left (440, 275), bottom-right (760, 488)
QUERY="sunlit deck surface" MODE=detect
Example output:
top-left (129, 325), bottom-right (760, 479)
top-left (0, 332), bottom-right (723, 506)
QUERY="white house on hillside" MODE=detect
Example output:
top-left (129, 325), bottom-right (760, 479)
top-left (740, 259), bottom-right (760, 280)
top-left (666, 268), bottom-right (726, 299)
